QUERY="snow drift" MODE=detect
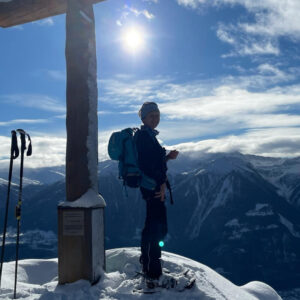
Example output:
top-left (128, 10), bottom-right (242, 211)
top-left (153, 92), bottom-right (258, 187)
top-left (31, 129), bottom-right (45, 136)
top-left (0, 248), bottom-right (282, 299)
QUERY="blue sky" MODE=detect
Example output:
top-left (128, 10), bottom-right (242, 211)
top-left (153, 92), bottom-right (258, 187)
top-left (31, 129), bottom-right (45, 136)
top-left (1, 0), bottom-right (300, 168)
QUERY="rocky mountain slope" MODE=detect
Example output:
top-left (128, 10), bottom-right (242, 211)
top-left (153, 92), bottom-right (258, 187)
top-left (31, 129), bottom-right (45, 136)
top-left (0, 152), bottom-right (299, 290)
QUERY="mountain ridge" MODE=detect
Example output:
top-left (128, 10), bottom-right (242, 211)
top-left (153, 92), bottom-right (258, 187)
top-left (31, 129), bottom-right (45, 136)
top-left (0, 152), bottom-right (299, 290)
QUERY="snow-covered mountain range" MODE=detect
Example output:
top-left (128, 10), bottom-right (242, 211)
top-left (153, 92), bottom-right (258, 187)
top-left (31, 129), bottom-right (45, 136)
top-left (0, 152), bottom-right (299, 294)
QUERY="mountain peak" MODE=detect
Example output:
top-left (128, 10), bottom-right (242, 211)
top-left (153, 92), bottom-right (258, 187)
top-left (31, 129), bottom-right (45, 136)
top-left (0, 248), bottom-right (282, 300)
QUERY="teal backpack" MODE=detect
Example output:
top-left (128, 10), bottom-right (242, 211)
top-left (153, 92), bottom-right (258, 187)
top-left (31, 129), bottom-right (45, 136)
top-left (108, 128), bottom-right (157, 191)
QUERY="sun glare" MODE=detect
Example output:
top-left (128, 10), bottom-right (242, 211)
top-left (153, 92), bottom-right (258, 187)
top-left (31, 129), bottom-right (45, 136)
top-left (122, 27), bottom-right (145, 54)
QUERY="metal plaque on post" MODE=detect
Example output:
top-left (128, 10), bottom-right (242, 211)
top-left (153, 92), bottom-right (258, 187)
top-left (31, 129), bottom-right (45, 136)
top-left (63, 210), bottom-right (84, 236)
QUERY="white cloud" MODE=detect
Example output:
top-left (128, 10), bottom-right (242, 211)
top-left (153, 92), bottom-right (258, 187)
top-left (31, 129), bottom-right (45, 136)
top-left (159, 85), bottom-right (300, 121)
top-left (237, 114), bottom-right (300, 129)
top-left (0, 94), bottom-right (65, 113)
top-left (33, 17), bottom-right (54, 26)
top-left (225, 65), bottom-right (298, 88)
top-left (1, 67), bottom-right (299, 169)
top-left (0, 136), bottom-right (12, 163)
top-left (97, 110), bottom-right (136, 115)
top-left (216, 26), bottom-right (235, 45)
top-left (1, 121), bottom-right (298, 170)
top-left (99, 77), bottom-right (171, 105)
top-left (0, 135), bottom-right (66, 169)
top-left (53, 114), bottom-right (66, 119)
top-left (0, 118), bottom-right (49, 127)
top-left (171, 127), bottom-right (300, 158)
top-left (0, 129), bottom-right (112, 169)
top-left (99, 71), bottom-right (300, 158)
top-left (257, 64), bottom-right (285, 77)
top-left (0, 125), bottom-right (138, 168)
top-left (217, 24), bottom-right (280, 57)
top-left (98, 110), bottom-right (115, 115)
top-left (117, 5), bottom-right (155, 26)
top-left (177, 0), bottom-right (300, 57)
top-left (0, 125), bottom-right (299, 170)
top-left (233, 0), bottom-right (300, 39)
top-left (100, 66), bottom-right (299, 110)
top-left (129, 7), bottom-right (155, 20)
top-left (177, 0), bottom-right (203, 9)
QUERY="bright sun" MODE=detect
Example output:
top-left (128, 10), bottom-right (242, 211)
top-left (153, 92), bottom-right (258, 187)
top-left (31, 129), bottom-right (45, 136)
top-left (122, 27), bottom-right (145, 53)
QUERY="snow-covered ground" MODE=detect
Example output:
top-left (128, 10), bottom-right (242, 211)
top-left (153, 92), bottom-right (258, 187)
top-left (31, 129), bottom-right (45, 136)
top-left (0, 248), bottom-right (282, 300)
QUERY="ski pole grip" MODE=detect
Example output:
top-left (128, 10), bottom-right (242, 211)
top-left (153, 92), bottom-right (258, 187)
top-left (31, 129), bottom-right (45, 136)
top-left (11, 131), bottom-right (19, 159)
top-left (16, 129), bottom-right (26, 152)
top-left (20, 134), bottom-right (26, 152)
top-left (26, 134), bottom-right (32, 157)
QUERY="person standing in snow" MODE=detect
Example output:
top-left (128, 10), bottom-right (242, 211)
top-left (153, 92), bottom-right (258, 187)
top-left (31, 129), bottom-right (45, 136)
top-left (135, 102), bottom-right (179, 281)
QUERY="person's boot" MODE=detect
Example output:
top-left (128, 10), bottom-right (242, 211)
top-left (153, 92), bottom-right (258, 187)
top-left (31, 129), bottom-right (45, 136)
top-left (139, 254), bottom-right (150, 275)
top-left (146, 258), bottom-right (162, 279)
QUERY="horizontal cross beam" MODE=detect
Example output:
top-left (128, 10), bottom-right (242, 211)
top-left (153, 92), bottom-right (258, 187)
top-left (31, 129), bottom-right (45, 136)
top-left (0, 0), bottom-right (105, 28)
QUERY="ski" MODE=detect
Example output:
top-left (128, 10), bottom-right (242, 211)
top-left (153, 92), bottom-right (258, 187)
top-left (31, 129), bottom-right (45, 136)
top-left (0, 130), bottom-right (19, 287)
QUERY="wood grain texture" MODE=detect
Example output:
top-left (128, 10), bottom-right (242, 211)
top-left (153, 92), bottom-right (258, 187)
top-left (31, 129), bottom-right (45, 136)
top-left (0, 0), bottom-right (105, 28)
top-left (65, 0), bottom-right (98, 202)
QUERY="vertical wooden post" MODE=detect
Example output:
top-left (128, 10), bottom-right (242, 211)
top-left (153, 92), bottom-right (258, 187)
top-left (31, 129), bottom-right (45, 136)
top-left (58, 0), bottom-right (106, 284)
top-left (65, 0), bottom-right (96, 202)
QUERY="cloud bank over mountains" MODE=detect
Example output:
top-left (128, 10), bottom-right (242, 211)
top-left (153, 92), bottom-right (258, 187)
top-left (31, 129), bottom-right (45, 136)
top-left (0, 0), bottom-right (299, 168)
top-left (1, 64), bottom-right (299, 168)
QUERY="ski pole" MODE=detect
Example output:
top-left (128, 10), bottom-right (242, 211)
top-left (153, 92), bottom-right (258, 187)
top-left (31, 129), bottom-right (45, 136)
top-left (13, 129), bottom-right (31, 299)
top-left (0, 130), bottom-right (19, 287)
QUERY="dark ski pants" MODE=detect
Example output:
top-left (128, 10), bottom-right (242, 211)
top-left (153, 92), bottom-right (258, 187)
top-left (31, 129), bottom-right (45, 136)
top-left (140, 196), bottom-right (168, 279)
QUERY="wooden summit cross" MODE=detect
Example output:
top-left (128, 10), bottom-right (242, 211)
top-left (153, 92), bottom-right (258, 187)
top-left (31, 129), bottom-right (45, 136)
top-left (0, 0), bottom-right (106, 284)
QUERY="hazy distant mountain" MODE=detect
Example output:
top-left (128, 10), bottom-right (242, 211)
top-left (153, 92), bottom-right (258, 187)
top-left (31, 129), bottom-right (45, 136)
top-left (0, 152), bottom-right (299, 291)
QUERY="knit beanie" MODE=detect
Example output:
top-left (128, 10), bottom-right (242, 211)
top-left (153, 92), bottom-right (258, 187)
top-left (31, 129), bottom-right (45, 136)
top-left (138, 102), bottom-right (160, 120)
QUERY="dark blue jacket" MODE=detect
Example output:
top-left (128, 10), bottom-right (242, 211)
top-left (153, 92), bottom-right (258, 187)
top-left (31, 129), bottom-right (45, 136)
top-left (135, 125), bottom-right (167, 193)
